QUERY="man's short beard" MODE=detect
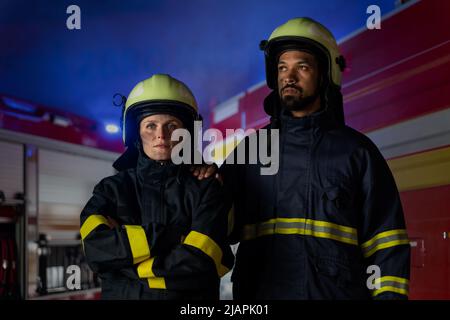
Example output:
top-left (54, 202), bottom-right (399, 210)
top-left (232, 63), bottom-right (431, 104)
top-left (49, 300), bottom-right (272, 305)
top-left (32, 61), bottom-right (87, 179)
top-left (281, 92), bottom-right (320, 112)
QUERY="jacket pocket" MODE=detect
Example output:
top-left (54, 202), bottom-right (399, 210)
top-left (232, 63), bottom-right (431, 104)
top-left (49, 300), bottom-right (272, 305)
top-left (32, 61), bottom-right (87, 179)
top-left (322, 181), bottom-right (357, 212)
top-left (322, 186), bottom-right (344, 209)
top-left (315, 256), bottom-right (360, 288)
top-left (314, 256), bottom-right (371, 299)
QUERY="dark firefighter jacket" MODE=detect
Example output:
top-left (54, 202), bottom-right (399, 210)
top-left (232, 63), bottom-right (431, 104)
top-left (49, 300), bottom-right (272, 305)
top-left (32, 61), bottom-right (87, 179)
top-left (222, 98), bottom-right (411, 300)
top-left (80, 149), bottom-right (234, 300)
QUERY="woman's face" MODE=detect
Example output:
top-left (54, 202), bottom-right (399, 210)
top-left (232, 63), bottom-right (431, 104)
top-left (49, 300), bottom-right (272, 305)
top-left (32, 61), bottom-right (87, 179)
top-left (139, 114), bottom-right (184, 161)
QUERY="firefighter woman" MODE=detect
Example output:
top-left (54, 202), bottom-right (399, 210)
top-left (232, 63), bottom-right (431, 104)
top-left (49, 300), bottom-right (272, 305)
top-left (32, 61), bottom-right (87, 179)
top-left (80, 74), bottom-right (234, 300)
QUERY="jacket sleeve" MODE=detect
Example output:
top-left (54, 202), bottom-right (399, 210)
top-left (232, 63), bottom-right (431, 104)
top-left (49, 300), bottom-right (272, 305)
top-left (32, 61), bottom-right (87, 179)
top-left (219, 161), bottom-right (242, 245)
top-left (80, 178), bottom-right (152, 273)
top-left (357, 142), bottom-right (411, 300)
top-left (135, 177), bottom-right (234, 291)
top-left (218, 134), bottom-right (256, 245)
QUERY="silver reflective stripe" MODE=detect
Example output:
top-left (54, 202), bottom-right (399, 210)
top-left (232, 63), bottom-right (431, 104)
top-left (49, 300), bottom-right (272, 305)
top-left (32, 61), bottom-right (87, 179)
top-left (363, 232), bottom-right (409, 254)
top-left (379, 281), bottom-right (409, 291)
top-left (361, 229), bottom-right (410, 257)
top-left (372, 276), bottom-right (409, 297)
top-left (274, 221), bottom-right (358, 243)
top-left (242, 218), bottom-right (358, 245)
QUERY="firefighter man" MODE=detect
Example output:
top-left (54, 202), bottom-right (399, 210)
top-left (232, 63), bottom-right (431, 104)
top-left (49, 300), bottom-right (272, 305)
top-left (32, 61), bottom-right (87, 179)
top-left (80, 74), bottom-right (234, 299)
top-left (221, 17), bottom-right (411, 299)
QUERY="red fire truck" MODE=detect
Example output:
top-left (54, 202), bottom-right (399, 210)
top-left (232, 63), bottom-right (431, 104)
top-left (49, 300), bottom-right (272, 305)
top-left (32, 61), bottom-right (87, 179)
top-left (0, 94), bottom-right (123, 299)
top-left (210, 0), bottom-right (450, 299)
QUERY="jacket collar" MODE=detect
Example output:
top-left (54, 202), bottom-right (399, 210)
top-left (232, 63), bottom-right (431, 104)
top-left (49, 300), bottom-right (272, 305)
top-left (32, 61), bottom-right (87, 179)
top-left (113, 143), bottom-right (179, 179)
top-left (136, 148), bottom-right (177, 175)
top-left (280, 106), bottom-right (336, 130)
top-left (263, 90), bottom-right (340, 131)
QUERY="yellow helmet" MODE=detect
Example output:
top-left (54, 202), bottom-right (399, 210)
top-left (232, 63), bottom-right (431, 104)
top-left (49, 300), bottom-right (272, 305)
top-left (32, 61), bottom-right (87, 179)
top-left (260, 17), bottom-right (346, 90)
top-left (122, 74), bottom-right (199, 146)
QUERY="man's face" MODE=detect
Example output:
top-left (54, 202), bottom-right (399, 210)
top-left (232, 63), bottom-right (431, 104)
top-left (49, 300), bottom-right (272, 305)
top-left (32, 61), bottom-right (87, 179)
top-left (277, 50), bottom-right (321, 114)
top-left (139, 114), bottom-right (184, 161)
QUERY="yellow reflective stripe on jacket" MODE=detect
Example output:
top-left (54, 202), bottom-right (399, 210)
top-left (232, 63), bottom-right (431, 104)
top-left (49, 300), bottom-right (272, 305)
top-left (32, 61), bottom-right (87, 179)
top-left (137, 258), bottom-right (166, 289)
top-left (80, 215), bottom-right (110, 240)
top-left (137, 257), bottom-right (156, 278)
top-left (361, 229), bottom-right (409, 258)
top-left (241, 218), bottom-right (358, 246)
top-left (183, 230), bottom-right (230, 277)
top-left (147, 277), bottom-right (166, 289)
top-left (372, 276), bottom-right (409, 297)
top-left (124, 225), bottom-right (151, 264)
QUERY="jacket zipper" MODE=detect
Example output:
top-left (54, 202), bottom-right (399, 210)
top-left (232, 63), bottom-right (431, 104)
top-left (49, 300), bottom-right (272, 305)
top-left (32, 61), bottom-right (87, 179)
top-left (160, 170), bottom-right (165, 224)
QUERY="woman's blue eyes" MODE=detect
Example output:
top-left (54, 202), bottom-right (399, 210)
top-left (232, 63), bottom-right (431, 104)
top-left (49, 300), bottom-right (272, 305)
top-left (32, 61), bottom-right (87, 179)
top-left (145, 123), bottom-right (179, 130)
